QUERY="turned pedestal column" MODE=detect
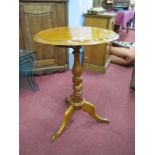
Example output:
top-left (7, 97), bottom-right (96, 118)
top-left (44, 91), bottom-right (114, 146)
top-left (51, 46), bottom-right (109, 141)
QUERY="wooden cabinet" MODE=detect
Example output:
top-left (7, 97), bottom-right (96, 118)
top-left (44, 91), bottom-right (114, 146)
top-left (83, 13), bottom-right (116, 73)
top-left (19, 0), bottom-right (68, 75)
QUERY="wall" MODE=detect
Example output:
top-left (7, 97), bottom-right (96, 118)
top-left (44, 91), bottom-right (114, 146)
top-left (68, 0), bottom-right (93, 69)
top-left (130, 0), bottom-right (135, 4)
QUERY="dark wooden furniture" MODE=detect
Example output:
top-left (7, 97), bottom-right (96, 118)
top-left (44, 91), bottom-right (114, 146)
top-left (19, 0), bottom-right (68, 75)
top-left (34, 27), bottom-right (119, 141)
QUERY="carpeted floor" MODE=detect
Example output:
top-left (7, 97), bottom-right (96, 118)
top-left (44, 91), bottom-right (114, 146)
top-left (20, 30), bottom-right (135, 155)
top-left (20, 64), bottom-right (135, 155)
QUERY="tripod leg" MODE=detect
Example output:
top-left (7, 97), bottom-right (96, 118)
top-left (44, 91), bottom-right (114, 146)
top-left (51, 105), bottom-right (76, 142)
top-left (82, 101), bottom-right (109, 123)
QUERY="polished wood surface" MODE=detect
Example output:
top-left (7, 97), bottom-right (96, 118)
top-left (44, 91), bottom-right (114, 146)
top-left (34, 27), bottom-right (118, 142)
top-left (19, 0), bottom-right (68, 75)
top-left (84, 14), bottom-right (117, 73)
top-left (34, 27), bottom-right (119, 46)
top-left (51, 46), bottom-right (110, 142)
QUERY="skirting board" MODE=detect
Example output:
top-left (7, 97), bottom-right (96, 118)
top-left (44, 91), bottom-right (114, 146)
top-left (33, 64), bottom-right (68, 75)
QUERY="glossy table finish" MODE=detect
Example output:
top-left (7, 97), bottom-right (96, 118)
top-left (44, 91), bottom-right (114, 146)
top-left (34, 27), bottom-right (119, 46)
top-left (34, 27), bottom-right (119, 141)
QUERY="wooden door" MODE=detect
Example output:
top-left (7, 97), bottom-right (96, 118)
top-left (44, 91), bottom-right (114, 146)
top-left (19, 2), bottom-right (67, 68)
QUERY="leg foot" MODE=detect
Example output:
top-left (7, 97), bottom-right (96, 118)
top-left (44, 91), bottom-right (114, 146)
top-left (51, 105), bottom-right (76, 142)
top-left (82, 102), bottom-right (109, 123)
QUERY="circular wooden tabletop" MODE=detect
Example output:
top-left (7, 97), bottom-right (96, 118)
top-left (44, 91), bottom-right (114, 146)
top-left (34, 27), bottom-right (119, 46)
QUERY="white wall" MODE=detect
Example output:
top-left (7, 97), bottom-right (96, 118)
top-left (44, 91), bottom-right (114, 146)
top-left (68, 0), bottom-right (93, 30)
top-left (68, 0), bottom-right (93, 69)
top-left (130, 0), bottom-right (135, 4)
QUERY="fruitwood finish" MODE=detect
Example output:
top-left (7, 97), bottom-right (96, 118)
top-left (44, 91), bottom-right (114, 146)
top-left (19, 0), bottom-right (68, 75)
top-left (34, 27), bottom-right (119, 141)
top-left (84, 13), bottom-right (116, 73)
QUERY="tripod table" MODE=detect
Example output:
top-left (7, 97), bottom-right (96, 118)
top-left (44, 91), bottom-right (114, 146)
top-left (34, 27), bottom-right (119, 141)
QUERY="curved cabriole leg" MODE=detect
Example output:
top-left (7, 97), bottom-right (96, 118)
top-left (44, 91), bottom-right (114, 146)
top-left (51, 105), bottom-right (76, 142)
top-left (82, 101), bottom-right (110, 123)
